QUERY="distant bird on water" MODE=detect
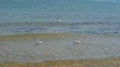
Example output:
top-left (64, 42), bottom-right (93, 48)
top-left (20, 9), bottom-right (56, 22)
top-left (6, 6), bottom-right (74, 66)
top-left (34, 39), bottom-right (43, 46)
top-left (73, 38), bottom-right (81, 45)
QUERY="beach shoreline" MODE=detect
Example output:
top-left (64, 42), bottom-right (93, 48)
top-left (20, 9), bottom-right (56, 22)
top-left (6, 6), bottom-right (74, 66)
top-left (0, 33), bottom-right (120, 62)
top-left (0, 33), bottom-right (120, 66)
top-left (0, 58), bottom-right (120, 67)
top-left (1, 0), bottom-right (120, 66)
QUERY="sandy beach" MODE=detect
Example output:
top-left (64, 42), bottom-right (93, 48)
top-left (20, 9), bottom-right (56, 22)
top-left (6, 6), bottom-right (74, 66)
top-left (0, 33), bottom-right (120, 66)
top-left (0, 58), bottom-right (120, 67)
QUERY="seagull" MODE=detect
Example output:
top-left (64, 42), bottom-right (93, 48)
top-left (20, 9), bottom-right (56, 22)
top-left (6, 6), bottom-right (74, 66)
top-left (73, 40), bottom-right (81, 45)
top-left (34, 39), bottom-right (43, 46)
top-left (73, 38), bottom-right (81, 45)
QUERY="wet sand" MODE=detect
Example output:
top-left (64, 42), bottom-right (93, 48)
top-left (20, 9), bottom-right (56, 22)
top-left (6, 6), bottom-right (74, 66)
top-left (0, 33), bottom-right (120, 66)
top-left (0, 58), bottom-right (120, 67)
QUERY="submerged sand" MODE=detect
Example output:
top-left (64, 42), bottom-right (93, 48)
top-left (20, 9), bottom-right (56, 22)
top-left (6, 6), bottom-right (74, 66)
top-left (0, 58), bottom-right (120, 67)
top-left (0, 33), bottom-right (120, 65)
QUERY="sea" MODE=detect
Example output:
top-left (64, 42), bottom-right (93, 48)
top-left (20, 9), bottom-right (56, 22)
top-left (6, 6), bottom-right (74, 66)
top-left (0, 0), bottom-right (120, 35)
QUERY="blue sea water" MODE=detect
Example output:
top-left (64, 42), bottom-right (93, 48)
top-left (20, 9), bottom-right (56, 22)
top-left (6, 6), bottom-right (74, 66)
top-left (0, 0), bottom-right (120, 35)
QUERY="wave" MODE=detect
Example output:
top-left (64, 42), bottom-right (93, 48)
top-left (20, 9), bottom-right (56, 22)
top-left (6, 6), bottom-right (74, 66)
top-left (90, 0), bottom-right (120, 2)
top-left (0, 21), bottom-right (120, 35)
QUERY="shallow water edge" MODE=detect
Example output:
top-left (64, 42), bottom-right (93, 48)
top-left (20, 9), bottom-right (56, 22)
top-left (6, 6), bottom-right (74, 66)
top-left (0, 33), bottom-right (120, 63)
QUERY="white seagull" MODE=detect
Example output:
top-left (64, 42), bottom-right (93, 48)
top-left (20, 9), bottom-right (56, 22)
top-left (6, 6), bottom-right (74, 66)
top-left (34, 39), bottom-right (43, 46)
top-left (73, 38), bottom-right (81, 45)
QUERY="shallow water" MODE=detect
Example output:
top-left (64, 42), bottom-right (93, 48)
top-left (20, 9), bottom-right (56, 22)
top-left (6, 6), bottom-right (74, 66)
top-left (0, 34), bottom-right (120, 62)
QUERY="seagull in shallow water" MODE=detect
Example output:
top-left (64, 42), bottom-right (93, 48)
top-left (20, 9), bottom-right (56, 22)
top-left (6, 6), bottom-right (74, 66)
top-left (73, 38), bottom-right (81, 45)
top-left (73, 40), bottom-right (81, 45)
top-left (34, 39), bottom-right (43, 46)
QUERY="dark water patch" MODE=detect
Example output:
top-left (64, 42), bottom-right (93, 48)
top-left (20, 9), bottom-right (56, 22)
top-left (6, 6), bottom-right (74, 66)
top-left (69, 25), bottom-right (80, 30)
top-left (0, 21), bottom-right (120, 35)
top-left (0, 21), bottom-right (119, 27)
top-left (2, 26), bottom-right (47, 34)
top-left (69, 27), bottom-right (120, 34)
top-left (66, 21), bottom-right (120, 26)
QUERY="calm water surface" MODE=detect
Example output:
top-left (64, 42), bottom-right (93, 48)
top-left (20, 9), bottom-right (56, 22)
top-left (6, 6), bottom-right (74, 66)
top-left (0, 0), bottom-right (120, 35)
